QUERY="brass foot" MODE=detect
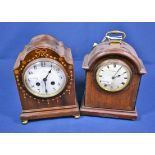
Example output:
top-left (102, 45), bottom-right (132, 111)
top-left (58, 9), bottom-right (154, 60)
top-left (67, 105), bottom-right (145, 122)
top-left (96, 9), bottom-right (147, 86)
top-left (22, 120), bottom-right (28, 124)
top-left (74, 115), bottom-right (80, 119)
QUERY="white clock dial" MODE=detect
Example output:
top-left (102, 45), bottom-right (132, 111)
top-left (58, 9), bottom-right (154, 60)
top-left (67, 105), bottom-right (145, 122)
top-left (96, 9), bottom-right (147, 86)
top-left (96, 59), bottom-right (131, 92)
top-left (23, 58), bottom-right (67, 98)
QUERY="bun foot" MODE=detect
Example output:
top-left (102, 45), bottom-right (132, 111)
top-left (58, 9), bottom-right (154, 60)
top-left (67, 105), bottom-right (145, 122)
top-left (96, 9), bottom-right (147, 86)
top-left (74, 115), bottom-right (80, 119)
top-left (21, 120), bottom-right (28, 125)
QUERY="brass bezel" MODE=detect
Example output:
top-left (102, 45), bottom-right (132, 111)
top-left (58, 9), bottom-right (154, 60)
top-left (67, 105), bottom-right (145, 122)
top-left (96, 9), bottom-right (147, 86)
top-left (95, 59), bottom-right (132, 92)
top-left (23, 58), bottom-right (68, 98)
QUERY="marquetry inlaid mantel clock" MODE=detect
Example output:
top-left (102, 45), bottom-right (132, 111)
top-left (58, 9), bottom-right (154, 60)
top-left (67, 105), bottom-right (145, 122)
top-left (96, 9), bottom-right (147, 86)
top-left (81, 30), bottom-right (146, 120)
top-left (14, 34), bottom-right (80, 124)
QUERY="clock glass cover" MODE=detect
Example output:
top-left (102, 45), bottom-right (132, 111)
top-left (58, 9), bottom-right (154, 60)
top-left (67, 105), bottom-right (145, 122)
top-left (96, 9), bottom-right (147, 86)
top-left (23, 58), bottom-right (67, 98)
top-left (96, 59), bottom-right (131, 92)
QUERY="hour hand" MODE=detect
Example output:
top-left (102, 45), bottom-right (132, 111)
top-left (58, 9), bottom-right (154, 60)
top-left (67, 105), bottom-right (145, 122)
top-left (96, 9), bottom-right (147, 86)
top-left (112, 75), bottom-right (120, 79)
top-left (113, 72), bottom-right (126, 78)
top-left (112, 66), bottom-right (122, 79)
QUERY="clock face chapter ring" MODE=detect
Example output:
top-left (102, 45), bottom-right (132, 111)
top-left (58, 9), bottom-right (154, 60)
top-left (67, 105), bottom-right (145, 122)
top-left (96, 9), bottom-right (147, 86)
top-left (22, 58), bottom-right (68, 98)
top-left (95, 59), bottom-right (132, 92)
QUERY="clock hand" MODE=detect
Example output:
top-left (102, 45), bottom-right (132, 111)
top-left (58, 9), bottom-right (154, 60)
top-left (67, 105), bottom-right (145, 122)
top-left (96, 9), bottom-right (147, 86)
top-left (43, 67), bottom-right (53, 94)
top-left (43, 78), bottom-right (48, 94)
top-left (114, 72), bottom-right (126, 78)
top-left (45, 68), bottom-right (52, 79)
top-left (112, 66), bottom-right (122, 79)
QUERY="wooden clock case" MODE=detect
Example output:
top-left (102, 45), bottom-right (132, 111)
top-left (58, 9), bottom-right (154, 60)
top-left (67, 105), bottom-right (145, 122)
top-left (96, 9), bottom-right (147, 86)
top-left (80, 31), bottom-right (146, 120)
top-left (14, 35), bottom-right (80, 124)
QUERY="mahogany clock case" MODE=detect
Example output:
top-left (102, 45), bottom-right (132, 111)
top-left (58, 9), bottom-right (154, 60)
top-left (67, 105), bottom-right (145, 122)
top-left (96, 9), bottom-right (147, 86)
top-left (13, 35), bottom-right (80, 123)
top-left (81, 34), bottom-right (146, 120)
top-left (1, 22), bottom-right (154, 133)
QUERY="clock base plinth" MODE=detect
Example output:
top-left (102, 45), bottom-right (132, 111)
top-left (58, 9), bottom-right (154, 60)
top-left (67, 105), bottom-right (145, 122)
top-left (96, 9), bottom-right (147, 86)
top-left (20, 105), bottom-right (80, 124)
top-left (81, 98), bottom-right (137, 120)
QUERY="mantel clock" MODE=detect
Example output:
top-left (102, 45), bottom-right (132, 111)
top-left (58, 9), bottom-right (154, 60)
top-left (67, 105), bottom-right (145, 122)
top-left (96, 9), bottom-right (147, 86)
top-left (81, 30), bottom-right (146, 120)
top-left (14, 34), bottom-right (80, 124)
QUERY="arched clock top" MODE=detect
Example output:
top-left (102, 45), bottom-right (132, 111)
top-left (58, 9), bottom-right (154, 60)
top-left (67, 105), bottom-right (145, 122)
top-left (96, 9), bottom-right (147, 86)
top-left (82, 38), bottom-right (146, 74)
top-left (81, 30), bottom-right (146, 120)
top-left (14, 34), bottom-right (73, 69)
top-left (13, 34), bottom-right (79, 123)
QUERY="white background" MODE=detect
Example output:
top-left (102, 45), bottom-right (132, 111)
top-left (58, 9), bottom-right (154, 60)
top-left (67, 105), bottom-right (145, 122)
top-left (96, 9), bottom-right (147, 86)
top-left (0, 0), bottom-right (155, 21)
top-left (0, 134), bottom-right (155, 155)
top-left (0, 0), bottom-right (155, 155)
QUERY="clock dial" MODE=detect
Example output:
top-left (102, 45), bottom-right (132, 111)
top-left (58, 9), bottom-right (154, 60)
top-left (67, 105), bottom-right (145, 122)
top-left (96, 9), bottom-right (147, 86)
top-left (96, 59), bottom-right (131, 92)
top-left (23, 58), bottom-right (67, 98)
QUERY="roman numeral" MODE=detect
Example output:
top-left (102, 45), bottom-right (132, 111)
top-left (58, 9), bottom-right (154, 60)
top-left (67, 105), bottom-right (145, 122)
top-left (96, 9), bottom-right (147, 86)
top-left (45, 89), bottom-right (48, 94)
top-left (121, 82), bottom-right (125, 85)
top-left (34, 65), bottom-right (37, 69)
top-left (29, 71), bottom-right (33, 75)
top-left (41, 62), bottom-right (46, 67)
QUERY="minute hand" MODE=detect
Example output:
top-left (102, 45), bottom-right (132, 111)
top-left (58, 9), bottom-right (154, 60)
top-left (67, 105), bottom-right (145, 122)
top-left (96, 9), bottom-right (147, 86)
top-left (45, 68), bottom-right (52, 79)
top-left (112, 66), bottom-right (122, 79)
top-left (43, 79), bottom-right (48, 94)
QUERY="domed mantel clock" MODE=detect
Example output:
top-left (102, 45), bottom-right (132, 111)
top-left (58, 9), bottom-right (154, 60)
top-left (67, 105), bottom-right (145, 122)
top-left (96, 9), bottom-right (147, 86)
top-left (14, 34), bottom-right (80, 124)
top-left (81, 30), bottom-right (146, 120)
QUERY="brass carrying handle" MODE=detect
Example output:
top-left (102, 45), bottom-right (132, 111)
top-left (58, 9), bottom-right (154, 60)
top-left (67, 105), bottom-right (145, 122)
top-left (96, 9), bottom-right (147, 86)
top-left (102, 30), bottom-right (126, 42)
